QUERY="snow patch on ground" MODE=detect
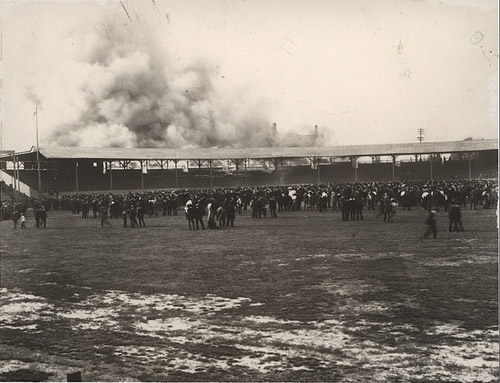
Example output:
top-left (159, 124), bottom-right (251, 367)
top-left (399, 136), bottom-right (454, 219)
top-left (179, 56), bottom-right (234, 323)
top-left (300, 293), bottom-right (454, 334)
top-left (0, 289), bottom-right (54, 326)
top-left (244, 315), bottom-right (302, 325)
top-left (134, 318), bottom-right (201, 333)
top-left (2, 287), bottom-right (498, 381)
top-left (0, 360), bottom-right (67, 381)
top-left (91, 290), bottom-right (251, 315)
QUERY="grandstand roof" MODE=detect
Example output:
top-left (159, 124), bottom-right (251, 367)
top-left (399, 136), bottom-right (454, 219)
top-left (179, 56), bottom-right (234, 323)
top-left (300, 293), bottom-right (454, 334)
top-left (0, 150), bottom-right (16, 158)
top-left (10, 139), bottom-right (499, 162)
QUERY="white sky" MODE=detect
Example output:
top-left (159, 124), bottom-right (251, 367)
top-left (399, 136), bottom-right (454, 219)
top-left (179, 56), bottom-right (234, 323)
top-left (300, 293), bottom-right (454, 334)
top-left (1, 0), bottom-right (498, 150)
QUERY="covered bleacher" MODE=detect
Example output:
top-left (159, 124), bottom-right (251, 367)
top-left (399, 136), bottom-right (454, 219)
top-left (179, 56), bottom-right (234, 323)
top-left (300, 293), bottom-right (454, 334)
top-left (1, 139), bottom-right (497, 193)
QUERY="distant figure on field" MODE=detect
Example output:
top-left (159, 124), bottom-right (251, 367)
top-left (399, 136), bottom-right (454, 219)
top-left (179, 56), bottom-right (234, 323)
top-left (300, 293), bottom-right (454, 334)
top-left (423, 210), bottom-right (437, 239)
top-left (269, 196), bottom-right (278, 218)
top-left (383, 196), bottom-right (393, 223)
top-left (12, 210), bottom-right (20, 229)
top-left (35, 206), bottom-right (47, 228)
top-left (448, 204), bottom-right (464, 232)
top-left (20, 213), bottom-right (26, 229)
top-left (226, 202), bottom-right (236, 227)
top-left (137, 199), bottom-right (146, 227)
top-left (99, 203), bottom-right (111, 228)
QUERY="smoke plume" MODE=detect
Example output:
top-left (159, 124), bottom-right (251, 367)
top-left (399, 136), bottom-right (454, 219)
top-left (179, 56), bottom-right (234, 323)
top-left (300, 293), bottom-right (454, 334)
top-left (26, 4), bottom-right (278, 149)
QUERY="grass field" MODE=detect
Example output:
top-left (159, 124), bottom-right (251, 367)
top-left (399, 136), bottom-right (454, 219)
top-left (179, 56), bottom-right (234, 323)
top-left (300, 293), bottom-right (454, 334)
top-left (0, 205), bottom-right (498, 382)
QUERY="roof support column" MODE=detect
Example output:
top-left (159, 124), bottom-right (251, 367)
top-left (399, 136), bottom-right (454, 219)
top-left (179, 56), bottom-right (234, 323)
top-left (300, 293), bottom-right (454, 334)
top-left (350, 157), bottom-right (358, 182)
top-left (468, 153), bottom-right (472, 180)
top-left (193, 159), bottom-right (205, 188)
top-left (140, 160), bottom-right (145, 191)
top-left (430, 155), bottom-right (433, 182)
top-left (119, 160), bottom-right (131, 170)
top-left (16, 158), bottom-right (21, 194)
top-left (307, 157), bottom-right (322, 184)
top-left (328, 157), bottom-right (335, 183)
top-left (209, 159), bottom-right (213, 188)
top-left (12, 157), bottom-right (17, 198)
top-left (244, 159), bottom-right (248, 187)
top-left (75, 161), bottom-right (79, 193)
top-left (173, 160), bottom-right (179, 188)
top-left (109, 161), bottom-right (113, 191)
top-left (391, 155), bottom-right (397, 181)
top-left (231, 159), bottom-right (245, 186)
top-left (273, 158), bottom-right (279, 185)
top-left (316, 157), bottom-right (321, 184)
top-left (154, 160), bottom-right (167, 170)
top-left (36, 148), bottom-right (42, 193)
top-left (194, 159), bottom-right (203, 171)
top-left (281, 159), bottom-right (285, 185)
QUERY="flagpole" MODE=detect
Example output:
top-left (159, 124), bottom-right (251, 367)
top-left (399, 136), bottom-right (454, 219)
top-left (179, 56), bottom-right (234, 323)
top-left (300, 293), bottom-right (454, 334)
top-left (35, 106), bottom-right (42, 193)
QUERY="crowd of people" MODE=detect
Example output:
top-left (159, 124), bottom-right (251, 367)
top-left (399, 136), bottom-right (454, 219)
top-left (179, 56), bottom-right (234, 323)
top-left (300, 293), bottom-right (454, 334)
top-left (2, 179), bottom-right (497, 237)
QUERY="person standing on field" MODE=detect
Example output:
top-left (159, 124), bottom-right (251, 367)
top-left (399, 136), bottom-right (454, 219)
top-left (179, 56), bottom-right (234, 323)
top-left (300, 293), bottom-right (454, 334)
top-left (423, 210), bottom-right (437, 239)
top-left (269, 196), bottom-right (278, 218)
top-left (137, 198), bottom-right (146, 227)
top-left (226, 201), bottom-right (236, 227)
top-left (448, 203), bottom-right (464, 232)
top-left (99, 201), bottom-right (111, 228)
top-left (12, 210), bottom-right (20, 229)
top-left (39, 206), bottom-right (47, 228)
top-left (20, 213), bottom-right (26, 229)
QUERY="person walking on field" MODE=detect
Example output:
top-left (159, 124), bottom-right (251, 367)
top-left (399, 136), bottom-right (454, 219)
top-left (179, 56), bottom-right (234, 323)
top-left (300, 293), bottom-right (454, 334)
top-left (12, 210), bottom-right (20, 229)
top-left (39, 206), bottom-right (47, 228)
top-left (20, 213), bottom-right (26, 229)
top-left (423, 210), bottom-right (437, 239)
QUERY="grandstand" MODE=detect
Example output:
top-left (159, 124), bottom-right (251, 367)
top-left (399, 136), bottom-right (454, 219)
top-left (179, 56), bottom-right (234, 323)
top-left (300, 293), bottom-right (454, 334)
top-left (0, 139), bottom-right (497, 194)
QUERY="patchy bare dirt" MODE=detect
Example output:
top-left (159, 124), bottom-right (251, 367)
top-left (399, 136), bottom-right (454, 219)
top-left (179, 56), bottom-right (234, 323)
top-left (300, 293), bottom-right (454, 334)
top-left (0, 207), bottom-right (498, 381)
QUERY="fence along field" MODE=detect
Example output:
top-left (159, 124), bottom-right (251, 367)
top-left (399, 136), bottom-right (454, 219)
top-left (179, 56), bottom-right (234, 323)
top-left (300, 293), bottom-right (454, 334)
top-left (0, 204), bottom-right (498, 382)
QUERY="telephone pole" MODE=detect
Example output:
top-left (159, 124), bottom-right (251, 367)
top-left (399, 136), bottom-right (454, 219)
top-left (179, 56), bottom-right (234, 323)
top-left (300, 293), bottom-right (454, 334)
top-left (417, 128), bottom-right (425, 143)
top-left (35, 106), bottom-right (42, 193)
top-left (417, 128), bottom-right (425, 161)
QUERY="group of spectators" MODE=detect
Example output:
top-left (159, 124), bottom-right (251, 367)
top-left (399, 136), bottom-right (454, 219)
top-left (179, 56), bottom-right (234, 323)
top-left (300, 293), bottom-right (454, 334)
top-left (2, 179), bottom-right (497, 232)
top-left (4, 199), bottom-right (47, 229)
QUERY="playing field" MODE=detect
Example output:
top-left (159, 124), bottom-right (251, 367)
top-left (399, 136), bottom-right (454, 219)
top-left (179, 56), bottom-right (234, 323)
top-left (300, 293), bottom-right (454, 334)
top-left (1, 206), bottom-right (498, 382)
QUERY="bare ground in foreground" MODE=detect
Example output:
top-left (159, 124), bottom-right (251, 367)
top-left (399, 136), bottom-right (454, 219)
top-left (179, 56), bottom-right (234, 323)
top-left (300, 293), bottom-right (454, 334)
top-left (0, 206), bottom-right (498, 382)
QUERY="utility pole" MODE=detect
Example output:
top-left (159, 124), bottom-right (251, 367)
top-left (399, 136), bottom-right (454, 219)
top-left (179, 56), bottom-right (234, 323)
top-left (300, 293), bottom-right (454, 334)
top-left (417, 128), bottom-right (425, 143)
top-left (35, 106), bottom-right (42, 193)
top-left (417, 128), bottom-right (425, 161)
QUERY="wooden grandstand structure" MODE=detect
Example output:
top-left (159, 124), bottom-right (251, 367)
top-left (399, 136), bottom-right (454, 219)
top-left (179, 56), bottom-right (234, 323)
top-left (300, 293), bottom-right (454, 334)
top-left (0, 139), bottom-right (498, 195)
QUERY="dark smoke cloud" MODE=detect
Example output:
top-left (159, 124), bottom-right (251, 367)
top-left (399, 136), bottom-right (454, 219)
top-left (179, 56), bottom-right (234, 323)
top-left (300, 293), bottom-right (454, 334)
top-left (27, 7), bottom-right (279, 149)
